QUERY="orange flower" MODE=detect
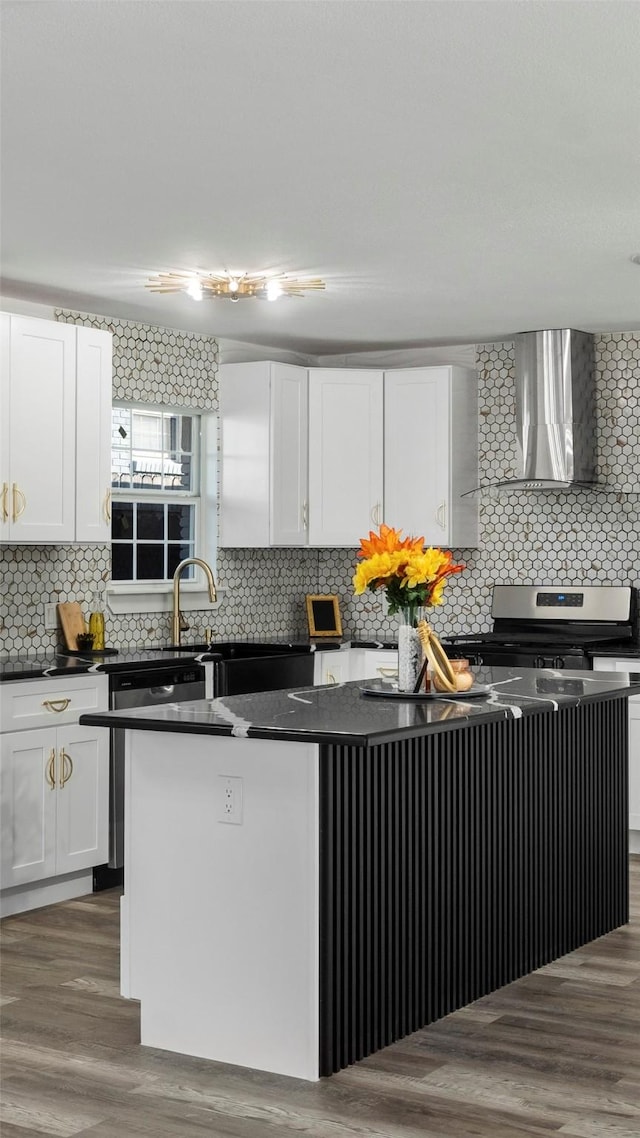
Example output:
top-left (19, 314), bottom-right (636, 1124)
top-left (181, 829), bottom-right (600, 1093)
top-left (357, 523), bottom-right (424, 560)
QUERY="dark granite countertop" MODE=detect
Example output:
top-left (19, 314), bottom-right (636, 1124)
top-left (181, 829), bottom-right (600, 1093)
top-left (0, 640), bottom-right (323, 682)
top-left (79, 666), bottom-right (640, 748)
top-left (4, 636), bottom-right (639, 683)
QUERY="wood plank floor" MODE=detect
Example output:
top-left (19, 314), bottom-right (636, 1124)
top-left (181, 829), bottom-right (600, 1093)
top-left (2, 860), bottom-right (640, 1138)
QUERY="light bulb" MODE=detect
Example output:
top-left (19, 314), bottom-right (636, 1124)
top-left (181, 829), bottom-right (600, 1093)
top-left (228, 278), bottom-right (239, 293)
top-left (186, 278), bottom-right (203, 301)
top-left (266, 280), bottom-right (283, 302)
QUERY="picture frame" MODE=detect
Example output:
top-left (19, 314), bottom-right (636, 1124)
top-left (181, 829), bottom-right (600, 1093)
top-left (306, 594), bottom-right (343, 638)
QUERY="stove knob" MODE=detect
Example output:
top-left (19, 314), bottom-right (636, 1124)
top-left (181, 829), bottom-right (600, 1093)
top-left (534, 655), bottom-right (545, 668)
top-left (554, 656), bottom-right (566, 669)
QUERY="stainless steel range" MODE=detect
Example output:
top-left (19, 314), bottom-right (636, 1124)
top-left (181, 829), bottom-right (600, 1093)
top-left (443, 585), bottom-right (638, 670)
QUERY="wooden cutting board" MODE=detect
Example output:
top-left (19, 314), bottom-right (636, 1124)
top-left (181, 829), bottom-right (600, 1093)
top-left (57, 602), bottom-right (86, 650)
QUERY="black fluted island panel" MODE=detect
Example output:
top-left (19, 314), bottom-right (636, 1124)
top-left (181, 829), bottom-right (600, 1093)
top-left (318, 698), bottom-right (628, 1075)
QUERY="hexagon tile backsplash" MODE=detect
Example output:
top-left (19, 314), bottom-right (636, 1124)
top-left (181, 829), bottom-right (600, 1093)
top-left (1, 318), bottom-right (638, 654)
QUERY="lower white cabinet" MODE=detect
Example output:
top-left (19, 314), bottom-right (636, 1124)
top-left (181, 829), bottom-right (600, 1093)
top-left (349, 649), bottom-right (398, 683)
top-left (314, 650), bottom-right (351, 686)
top-left (0, 722), bottom-right (109, 889)
top-left (0, 674), bottom-right (109, 904)
top-left (592, 657), bottom-right (640, 832)
top-left (314, 647), bottom-right (399, 686)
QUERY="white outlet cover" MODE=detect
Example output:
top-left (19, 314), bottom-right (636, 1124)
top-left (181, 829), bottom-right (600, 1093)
top-left (219, 774), bottom-right (243, 825)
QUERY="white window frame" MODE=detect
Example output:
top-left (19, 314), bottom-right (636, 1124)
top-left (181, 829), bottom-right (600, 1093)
top-left (107, 402), bottom-right (219, 616)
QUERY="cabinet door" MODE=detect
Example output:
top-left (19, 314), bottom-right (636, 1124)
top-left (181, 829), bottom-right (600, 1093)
top-left (3, 316), bottom-right (76, 542)
top-left (384, 368), bottom-right (450, 543)
top-left (314, 650), bottom-right (351, 686)
top-left (0, 729), bottom-right (57, 888)
top-left (308, 370), bottom-right (383, 546)
top-left (54, 723), bottom-right (109, 875)
top-left (75, 326), bottom-right (112, 543)
top-left (270, 365), bottom-right (308, 545)
top-left (350, 649), bottom-right (399, 682)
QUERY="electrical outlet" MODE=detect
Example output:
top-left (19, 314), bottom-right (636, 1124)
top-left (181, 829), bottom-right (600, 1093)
top-left (44, 603), bottom-right (58, 630)
top-left (219, 775), bottom-right (243, 825)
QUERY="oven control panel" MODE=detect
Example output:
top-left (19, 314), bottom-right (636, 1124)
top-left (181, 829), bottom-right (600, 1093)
top-left (536, 592), bottom-right (584, 608)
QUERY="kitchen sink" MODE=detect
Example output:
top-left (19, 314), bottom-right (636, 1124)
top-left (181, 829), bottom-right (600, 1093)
top-left (156, 641), bottom-right (315, 695)
top-left (160, 641), bottom-right (311, 659)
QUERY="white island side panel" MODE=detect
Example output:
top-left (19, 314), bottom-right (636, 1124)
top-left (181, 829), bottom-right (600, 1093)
top-left (122, 729), bottom-right (320, 1081)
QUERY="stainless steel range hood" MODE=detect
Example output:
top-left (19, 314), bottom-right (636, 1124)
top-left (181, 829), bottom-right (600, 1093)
top-left (471, 328), bottom-right (601, 492)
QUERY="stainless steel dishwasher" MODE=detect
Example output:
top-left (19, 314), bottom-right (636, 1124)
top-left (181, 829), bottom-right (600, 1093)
top-left (93, 662), bottom-right (206, 891)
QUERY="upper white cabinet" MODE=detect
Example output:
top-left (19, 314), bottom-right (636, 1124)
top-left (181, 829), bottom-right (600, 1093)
top-left (0, 314), bottom-right (112, 544)
top-left (384, 367), bottom-right (478, 547)
top-left (308, 369), bottom-right (383, 547)
top-left (220, 361), bottom-right (308, 547)
top-left (75, 326), bottom-right (113, 543)
top-left (219, 362), bottom-right (478, 549)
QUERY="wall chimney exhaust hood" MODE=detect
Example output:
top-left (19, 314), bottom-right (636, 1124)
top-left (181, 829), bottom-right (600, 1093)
top-left (467, 328), bottom-right (608, 494)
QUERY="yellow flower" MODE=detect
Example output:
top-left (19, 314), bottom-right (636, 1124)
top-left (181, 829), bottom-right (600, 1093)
top-left (353, 550), bottom-right (407, 593)
top-left (402, 548), bottom-right (450, 587)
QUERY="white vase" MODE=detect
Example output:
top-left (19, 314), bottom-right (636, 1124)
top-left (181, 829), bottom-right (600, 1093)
top-left (397, 607), bottom-right (425, 692)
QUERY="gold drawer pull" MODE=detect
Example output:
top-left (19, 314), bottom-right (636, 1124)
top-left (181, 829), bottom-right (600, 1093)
top-left (327, 672), bottom-right (336, 684)
top-left (377, 666), bottom-right (398, 677)
top-left (42, 698), bottom-right (71, 713)
top-left (60, 748), bottom-right (73, 788)
top-left (103, 489), bottom-right (111, 524)
top-left (1, 482), bottom-right (8, 523)
top-left (12, 483), bottom-right (26, 522)
top-left (46, 748), bottom-right (56, 789)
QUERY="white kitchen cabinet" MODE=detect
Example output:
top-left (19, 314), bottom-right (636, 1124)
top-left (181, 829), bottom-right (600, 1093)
top-left (314, 649), bottom-right (351, 686)
top-left (0, 721), bottom-right (108, 889)
top-left (219, 361), bottom-right (478, 549)
top-left (75, 325), bottom-right (113, 543)
top-left (0, 674), bottom-right (109, 904)
top-left (219, 361), bottom-right (308, 547)
top-left (349, 648), bottom-right (399, 682)
top-left (313, 647), bottom-right (400, 685)
top-left (384, 367), bottom-right (478, 546)
top-left (308, 369), bottom-right (384, 547)
top-left (0, 313), bottom-right (112, 544)
top-left (592, 657), bottom-right (640, 831)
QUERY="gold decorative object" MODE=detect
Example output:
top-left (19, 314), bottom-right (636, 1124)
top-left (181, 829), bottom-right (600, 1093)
top-left (417, 620), bottom-right (457, 693)
top-left (145, 270), bottom-right (326, 303)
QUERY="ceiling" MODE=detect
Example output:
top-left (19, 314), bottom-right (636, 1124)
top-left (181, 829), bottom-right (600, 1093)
top-left (1, 0), bottom-right (639, 355)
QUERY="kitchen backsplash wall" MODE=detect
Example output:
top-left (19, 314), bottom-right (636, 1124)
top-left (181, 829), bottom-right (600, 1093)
top-left (1, 315), bottom-right (638, 653)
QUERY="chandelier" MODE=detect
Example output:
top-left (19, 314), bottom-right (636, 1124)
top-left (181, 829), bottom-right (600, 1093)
top-left (145, 270), bottom-right (326, 303)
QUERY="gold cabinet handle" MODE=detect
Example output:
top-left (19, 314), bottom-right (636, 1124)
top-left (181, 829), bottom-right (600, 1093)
top-left (327, 672), bottom-right (336, 684)
top-left (103, 489), bottom-right (111, 524)
top-left (1, 482), bottom-right (8, 523)
top-left (370, 502), bottom-right (382, 526)
top-left (46, 748), bottom-right (56, 789)
top-left (377, 666), bottom-right (398, 677)
top-left (60, 748), bottom-right (73, 788)
top-left (42, 698), bottom-right (71, 713)
top-left (12, 483), bottom-right (26, 522)
top-left (436, 500), bottom-right (447, 530)
top-left (302, 500), bottom-right (308, 530)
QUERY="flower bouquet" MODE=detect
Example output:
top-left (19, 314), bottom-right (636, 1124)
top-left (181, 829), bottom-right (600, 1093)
top-left (353, 524), bottom-right (464, 690)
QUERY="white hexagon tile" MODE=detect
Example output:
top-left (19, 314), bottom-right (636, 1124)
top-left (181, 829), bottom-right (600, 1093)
top-left (1, 317), bottom-right (638, 653)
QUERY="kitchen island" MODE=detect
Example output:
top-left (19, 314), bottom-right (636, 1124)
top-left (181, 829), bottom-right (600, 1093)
top-left (80, 666), bottom-right (640, 1080)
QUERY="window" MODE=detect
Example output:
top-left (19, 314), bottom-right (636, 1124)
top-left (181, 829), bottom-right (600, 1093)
top-left (111, 404), bottom-right (205, 584)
